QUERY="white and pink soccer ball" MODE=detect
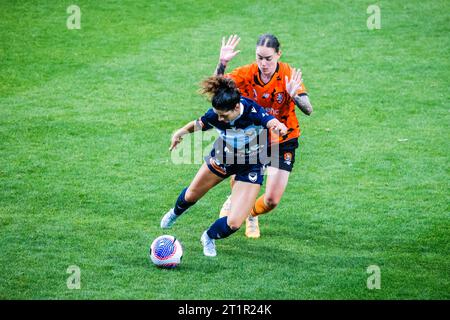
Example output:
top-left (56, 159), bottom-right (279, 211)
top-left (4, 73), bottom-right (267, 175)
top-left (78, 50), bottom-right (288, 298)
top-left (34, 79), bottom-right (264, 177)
top-left (149, 235), bottom-right (183, 269)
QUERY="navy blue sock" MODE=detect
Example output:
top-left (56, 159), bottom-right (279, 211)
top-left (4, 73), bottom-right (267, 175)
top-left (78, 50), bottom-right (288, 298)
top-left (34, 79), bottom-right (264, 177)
top-left (173, 187), bottom-right (196, 216)
top-left (206, 217), bottom-right (238, 240)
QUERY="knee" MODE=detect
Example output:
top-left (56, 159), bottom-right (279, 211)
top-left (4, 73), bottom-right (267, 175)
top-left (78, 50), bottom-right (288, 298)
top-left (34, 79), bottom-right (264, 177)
top-left (226, 217), bottom-right (243, 230)
top-left (184, 188), bottom-right (199, 203)
top-left (264, 194), bottom-right (281, 209)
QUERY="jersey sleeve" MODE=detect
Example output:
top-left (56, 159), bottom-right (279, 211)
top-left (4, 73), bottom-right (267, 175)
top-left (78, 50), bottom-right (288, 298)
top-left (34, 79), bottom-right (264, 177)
top-left (197, 109), bottom-right (215, 131)
top-left (248, 102), bottom-right (275, 128)
top-left (226, 64), bottom-right (253, 88)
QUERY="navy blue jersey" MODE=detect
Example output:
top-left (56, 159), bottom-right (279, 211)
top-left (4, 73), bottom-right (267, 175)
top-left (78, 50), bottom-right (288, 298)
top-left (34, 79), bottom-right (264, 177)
top-left (197, 97), bottom-right (275, 165)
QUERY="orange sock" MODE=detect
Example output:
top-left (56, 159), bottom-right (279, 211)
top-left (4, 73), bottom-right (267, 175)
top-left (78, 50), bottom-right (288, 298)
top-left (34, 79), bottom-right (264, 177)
top-left (250, 195), bottom-right (273, 217)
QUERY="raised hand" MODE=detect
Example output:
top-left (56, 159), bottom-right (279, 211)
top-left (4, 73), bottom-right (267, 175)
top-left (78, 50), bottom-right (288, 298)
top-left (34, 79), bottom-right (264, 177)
top-left (219, 35), bottom-right (241, 64)
top-left (285, 68), bottom-right (303, 98)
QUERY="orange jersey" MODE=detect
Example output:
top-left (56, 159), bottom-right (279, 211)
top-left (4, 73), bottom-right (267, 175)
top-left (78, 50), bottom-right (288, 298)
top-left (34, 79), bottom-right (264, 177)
top-left (226, 62), bottom-right (307, 144)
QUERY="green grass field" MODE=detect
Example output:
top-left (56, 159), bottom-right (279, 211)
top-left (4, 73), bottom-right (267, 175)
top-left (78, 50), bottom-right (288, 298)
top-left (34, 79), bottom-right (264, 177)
top-left (1, 0), bottom-right (449, 299)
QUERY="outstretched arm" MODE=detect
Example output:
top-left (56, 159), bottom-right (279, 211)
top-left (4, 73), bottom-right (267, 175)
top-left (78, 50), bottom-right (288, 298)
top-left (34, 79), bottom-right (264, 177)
top-left (285, 68), bottom-right (313, 116)
top-left (214, 35), bottom-right (241, 76)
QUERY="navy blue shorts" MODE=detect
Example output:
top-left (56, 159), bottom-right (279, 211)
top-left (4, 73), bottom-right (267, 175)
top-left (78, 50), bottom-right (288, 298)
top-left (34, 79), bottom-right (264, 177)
top-left (205, 151), bottom-right (264, 185)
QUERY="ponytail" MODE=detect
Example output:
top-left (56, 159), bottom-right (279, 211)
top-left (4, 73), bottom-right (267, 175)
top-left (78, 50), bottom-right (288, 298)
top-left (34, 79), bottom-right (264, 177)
top-left (200, 76), bottom-right (240, 111)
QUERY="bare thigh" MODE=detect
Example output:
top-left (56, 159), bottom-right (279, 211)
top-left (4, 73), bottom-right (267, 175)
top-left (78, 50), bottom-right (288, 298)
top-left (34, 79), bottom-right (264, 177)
top-left (264, 166), bottom-right (291, 206)
top-left (185, 163), bottom-right (224, 202)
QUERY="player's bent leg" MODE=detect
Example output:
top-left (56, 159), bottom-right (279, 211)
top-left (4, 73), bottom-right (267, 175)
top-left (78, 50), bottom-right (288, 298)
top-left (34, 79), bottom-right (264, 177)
top-left (227, 181), bottom-right (261, 230)
top-left (244, 166), bottom-right (291, 237)
top-left (185, 163), bottom-right (224, 202)
top-left (202, 181), bottom-right (260, 257)
top-left (161, 163), bottom-right (223, 229)
top-left (252, 166), bottom-right (290, 215)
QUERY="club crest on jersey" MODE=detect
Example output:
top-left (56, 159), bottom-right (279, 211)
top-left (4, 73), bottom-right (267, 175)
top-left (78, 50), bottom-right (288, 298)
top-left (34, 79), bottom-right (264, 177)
top-left (276, 92), bottom-right (285, 104)
top-left (248, 172), bottom-right (258, 183)
top-left (284, 152), bottom-right (292, 166)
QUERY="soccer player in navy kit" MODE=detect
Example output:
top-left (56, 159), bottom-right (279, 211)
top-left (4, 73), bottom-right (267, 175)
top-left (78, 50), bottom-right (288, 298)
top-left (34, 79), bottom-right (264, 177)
top-left (160, 76), bottom-right (287, 257)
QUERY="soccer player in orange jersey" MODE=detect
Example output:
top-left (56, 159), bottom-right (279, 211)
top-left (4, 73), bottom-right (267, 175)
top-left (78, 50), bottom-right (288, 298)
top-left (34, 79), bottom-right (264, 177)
top-left (215, 34), bottom-right (313, 238)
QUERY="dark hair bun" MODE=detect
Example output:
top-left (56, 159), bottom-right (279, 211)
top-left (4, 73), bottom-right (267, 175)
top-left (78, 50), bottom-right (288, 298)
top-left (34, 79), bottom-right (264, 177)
top-left (200, 76), bottom-right (240, 111)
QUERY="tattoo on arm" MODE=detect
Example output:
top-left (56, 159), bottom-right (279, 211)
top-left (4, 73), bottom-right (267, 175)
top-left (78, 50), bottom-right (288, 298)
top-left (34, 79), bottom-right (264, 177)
top-left (294, 95), bottom-right (313, 116)
top-left (215, 62), bottom-right (226, 76)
